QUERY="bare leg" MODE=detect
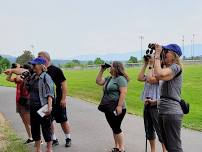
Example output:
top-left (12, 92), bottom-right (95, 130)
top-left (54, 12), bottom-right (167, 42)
top-left (46, 141), bottom-right (53, 152)
top-left (35, 140), bottom-right (41, 152)
top-left (113, 134), bottom-right (119, 149)
top-left (20, 113), bottom-right (32, 139)
top-left (162, 143), bottom-right (167, 152)
top-left (61, 121), bottom-right (70, 134)
top-left (149, 139), bottom-right (156, 152)
top-left (51, 122), bottom-right (55, 138)
top-left (116, 132), bottom-right (124, 151)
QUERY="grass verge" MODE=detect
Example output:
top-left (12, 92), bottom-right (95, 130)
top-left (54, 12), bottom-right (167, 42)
top-left (0, 113), bottom-right (29, 152)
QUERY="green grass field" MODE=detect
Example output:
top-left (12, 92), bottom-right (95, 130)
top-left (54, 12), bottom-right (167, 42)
top-left (0, 65), bottom-right (202, 131)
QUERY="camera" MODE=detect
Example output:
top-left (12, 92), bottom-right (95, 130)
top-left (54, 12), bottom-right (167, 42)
top-left (20, 64), bottom-right (33, 79)
top-left (147, 43), bottom-right (169, 61)
top-left (101, 63), bottom-right (111, 69)
top-left (21, 71), bottom-right (31, 79)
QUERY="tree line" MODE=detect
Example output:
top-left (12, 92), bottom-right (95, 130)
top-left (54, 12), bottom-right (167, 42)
top-left (63, 56), bottom-right (138, 68)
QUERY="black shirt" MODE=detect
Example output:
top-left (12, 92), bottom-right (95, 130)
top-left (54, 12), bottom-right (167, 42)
top-left (47, 65), bottom-right (66, 103)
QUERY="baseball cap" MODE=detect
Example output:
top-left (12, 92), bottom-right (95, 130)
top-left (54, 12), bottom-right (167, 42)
top-left (162, 44), bottom-right (182, 57)
top-left (29, 57), bottom-right (46, 65)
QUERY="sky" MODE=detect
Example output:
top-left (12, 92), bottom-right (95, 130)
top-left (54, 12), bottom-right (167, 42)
top-left (0, 0), bottom-right (202, 59)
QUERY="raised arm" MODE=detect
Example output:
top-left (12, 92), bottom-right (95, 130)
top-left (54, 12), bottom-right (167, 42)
top-left (96, 66), bottom-right (106, 86)
top-left (6, 73), bottom-right (15, 82)
top-left (137, 60), bottom-right (148, 82)
top-left (154, 44), bottom-right (174, 81)
top-left (4, 68), bottom-right (28, 75)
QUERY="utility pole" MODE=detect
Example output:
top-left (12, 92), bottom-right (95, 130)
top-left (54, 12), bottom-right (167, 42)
top-left (192, 34), bottom-right (195, 60)
top-left (30, 45), bottom-right (35, 57)
top-left (190, 40), bottom-right (193, 60)
top-left (182, 35), bottom-right (185, 59)
top-left (139, 35), bottom-right (144, 61)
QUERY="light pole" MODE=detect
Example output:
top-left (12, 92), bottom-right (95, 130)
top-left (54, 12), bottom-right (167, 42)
top-left (30, 45), bottom-right (35, 57)
top-left (139, 35), bottom-right (144, 61)
top-left (192, 34), bottom-right (195, 60)
top-left (182, 35), bottom-right (185, 59)
top-left (190, 40), bottom-right (193, 60)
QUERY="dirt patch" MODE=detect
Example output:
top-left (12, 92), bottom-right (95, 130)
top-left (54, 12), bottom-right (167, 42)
top-left (0, 113), bottom-right (9, 151)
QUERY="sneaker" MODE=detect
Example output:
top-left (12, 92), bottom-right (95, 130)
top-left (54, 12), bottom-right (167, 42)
top-left (52, 139), bottom-right (59, 147)
top-left (111, 148), bottom-right (119, 152)
top-left (24, 139), bottom-right (34, 144)
top-left (65, 138), bottom-right (72, 147)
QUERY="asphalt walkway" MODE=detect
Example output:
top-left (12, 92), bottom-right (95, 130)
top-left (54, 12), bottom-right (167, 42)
top-left (0, 86), bottom-right (202, 152)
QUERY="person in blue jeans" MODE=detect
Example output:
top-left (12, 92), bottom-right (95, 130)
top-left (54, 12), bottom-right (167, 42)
top-left (26, 57), bottom-right (55, 152)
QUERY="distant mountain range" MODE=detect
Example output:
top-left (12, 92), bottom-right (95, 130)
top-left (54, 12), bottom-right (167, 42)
top-left (1, 44), bottom-right (202, 65)
top-left (73, 44), bottom-right (202, 61)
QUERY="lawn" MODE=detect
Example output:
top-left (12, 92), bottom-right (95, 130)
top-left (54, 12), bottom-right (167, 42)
top-left (0, 65), bottom-right (202, 131)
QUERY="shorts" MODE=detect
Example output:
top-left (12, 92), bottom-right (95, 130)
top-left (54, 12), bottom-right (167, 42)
top-left (30, 105), bottom-right (52, 142)
top-left (52, 103), bottom-right (68, 123)
top-left (105, 109), bottom-right (126, 134)
top-left (16, 103), bottom-right (30, 114)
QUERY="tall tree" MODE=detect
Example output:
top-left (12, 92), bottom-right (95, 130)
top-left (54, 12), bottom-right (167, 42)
top-left (16, 50), bottom-right (34, 65)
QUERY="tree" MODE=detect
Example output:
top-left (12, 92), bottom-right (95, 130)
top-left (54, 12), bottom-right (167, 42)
top-left (16, 50), bottom-right (34, 65)
top-left (72, 59), bottom-right (80, 65)
top-left (94, 57), bottom-right (104, 65)
top-left (128, 56), bottom-right (138, 63)
top-left (63, 59), bottom-right (81, 68)
top-left (87, 60), bottom-right (94, 65)
top-left (0, 56), bottom-right (11, 73)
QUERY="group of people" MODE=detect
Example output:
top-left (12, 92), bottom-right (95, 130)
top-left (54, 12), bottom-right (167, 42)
top-left (96, 43), bottom-right (184, 152)
top-left (4, 43), bottom-right (184, 152)
top-left (4, 52), bottom-right (72, 152)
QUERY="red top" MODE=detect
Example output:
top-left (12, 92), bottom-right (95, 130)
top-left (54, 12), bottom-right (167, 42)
top-left (14, 78), bottom-right (29, 103)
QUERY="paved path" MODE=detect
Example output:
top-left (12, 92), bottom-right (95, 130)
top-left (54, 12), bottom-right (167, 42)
top-left (0, 86), bottom-right (202, 152)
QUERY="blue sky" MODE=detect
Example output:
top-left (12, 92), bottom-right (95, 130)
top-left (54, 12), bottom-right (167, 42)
top-left (0, 0), bottom-right (202, 59)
